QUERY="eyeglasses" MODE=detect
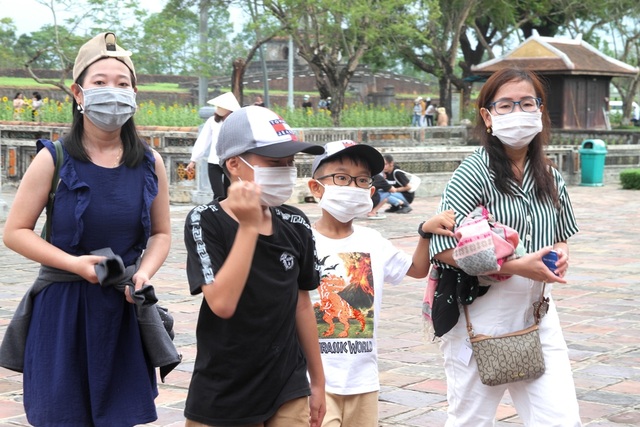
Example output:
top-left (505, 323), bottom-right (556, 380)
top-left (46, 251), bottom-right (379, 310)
top-left (487, 97), bottom-right (542, 115)
top-left (316, 173), bottom-right (373, 189)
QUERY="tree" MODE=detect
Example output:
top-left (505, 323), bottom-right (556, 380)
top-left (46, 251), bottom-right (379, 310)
top-left (513, 0), bottom-right (640, 123)
top-left (395, 0), bottom-right (600, 118)
top-left (265, 0), bottom-right (407, 126)
top-left (0, 19), bottom-right (19, 69)
top-left (14, 0), bottom-right (148, 96)
top-left (395, 0), bottom-right (480, 118)
top-left (135, 10), bottom-right (199, 75)
top-left (225, 0), bottom-right (280, 106)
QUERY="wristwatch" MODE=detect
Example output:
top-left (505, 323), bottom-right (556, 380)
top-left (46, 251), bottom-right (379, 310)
top-left (418, 221), bottom-right (433, 239)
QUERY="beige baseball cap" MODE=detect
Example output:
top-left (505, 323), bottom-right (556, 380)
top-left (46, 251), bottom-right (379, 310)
top-left (72, 32), bottom-right (136, 82)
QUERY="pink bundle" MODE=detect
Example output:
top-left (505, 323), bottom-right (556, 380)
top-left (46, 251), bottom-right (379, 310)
top-left (453, 206), bottom-right (520, 280)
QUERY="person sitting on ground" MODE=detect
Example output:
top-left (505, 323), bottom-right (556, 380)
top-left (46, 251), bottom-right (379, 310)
top-left (379, 154), bottom-right (413, 214)
top-left (367, 173), bottom-right (390, 219)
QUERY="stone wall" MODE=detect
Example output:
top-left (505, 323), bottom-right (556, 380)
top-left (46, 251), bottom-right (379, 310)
top-left (1, 123), bottom-right (638, 205)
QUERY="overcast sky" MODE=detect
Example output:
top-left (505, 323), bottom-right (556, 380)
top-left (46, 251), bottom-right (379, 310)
top-left (1, 0), bottom-right (167, 35)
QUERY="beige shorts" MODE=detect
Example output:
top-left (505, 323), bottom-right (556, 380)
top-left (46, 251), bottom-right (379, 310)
top-left (323, 391), bottom-right (379, 427)
top-left (185, 396), bottom-right (309, 427)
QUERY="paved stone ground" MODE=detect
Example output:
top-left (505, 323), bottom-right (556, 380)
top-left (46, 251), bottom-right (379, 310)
top-left (0, 183), bottom-right (638, 426)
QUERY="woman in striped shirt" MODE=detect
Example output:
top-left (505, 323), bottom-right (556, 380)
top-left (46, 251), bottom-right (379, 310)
top-left (430, 68), bottom-right (582, 426)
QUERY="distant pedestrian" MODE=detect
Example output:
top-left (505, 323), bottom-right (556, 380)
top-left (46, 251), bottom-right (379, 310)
top-left (186, 92), bottom-right (241, 201)
top-left (425, 98), bottom-right (435, 126)
top-left (31, 92), bottom-right (43, 121)
top-left (436, 106), bottom-right (448, 126)
top-left (412, 97), bottom-right (422, 127)
top-left (302, 94), bottom-right (313, 112)
top-left (253, 95), bottom-right (265, 107)
top-left (13, 92), bottom-right (25, 120)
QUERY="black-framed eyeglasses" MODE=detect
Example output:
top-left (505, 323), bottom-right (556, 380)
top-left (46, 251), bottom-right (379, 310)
top-left (487, 97), bottom-right (542, 115)
top-left (316, 173), bottom-right (373, 189)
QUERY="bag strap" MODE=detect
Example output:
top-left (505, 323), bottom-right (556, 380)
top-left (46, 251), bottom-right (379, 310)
top-left (464, 282), bottom-right (547, 338)
top-left (393, 169), bottom-right (412, 185)
top-left (41, 140), bottom-right (64, 242)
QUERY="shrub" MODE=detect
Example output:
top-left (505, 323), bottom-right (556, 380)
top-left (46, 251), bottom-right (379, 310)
top-left (0, 96), bottom-right (414, 128)
top-left (620, 169), bottom-right (640, 189)
top-left (268, 102), bottom-right (412, 128)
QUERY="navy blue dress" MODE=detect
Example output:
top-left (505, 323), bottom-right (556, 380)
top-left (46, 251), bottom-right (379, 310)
top-left (23, 139), bottom-right (159, 427)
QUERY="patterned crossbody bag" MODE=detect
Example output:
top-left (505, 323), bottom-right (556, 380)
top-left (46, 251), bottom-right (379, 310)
top-left (463, 282), bottom-right (549, 386)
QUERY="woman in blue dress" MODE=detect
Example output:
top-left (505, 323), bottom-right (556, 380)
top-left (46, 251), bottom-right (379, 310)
top-left (2, 32), bottom-right (171, 426)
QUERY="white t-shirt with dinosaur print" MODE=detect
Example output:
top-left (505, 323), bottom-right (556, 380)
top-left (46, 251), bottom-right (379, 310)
top-left (311, 225), bottom-right (412, 395)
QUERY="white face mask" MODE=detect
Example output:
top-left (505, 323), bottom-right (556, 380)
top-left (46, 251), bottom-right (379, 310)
top-left (240, 157), bottom-right (297, 206)
top-left (317, 183), bottom-right (373, 223)
top-left (490, 111), bottom-right (542, 149)
top-left (79, 86), bottom-right (137, 132)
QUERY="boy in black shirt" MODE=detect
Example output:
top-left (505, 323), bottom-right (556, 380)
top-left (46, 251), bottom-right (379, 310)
top-left (183, 106), bottom-right (326, 426)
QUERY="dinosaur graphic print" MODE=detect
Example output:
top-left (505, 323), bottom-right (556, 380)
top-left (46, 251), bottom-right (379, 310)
top-left (313, 251), bottom-right (374, 339)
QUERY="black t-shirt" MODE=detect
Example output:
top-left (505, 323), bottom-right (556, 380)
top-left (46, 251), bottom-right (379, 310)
top-left (183, 202), bottom-right (320, 425)
top-left (385, 167), bottom-right (415, 204)
top-left (372, 173), bottom-right (391, 192)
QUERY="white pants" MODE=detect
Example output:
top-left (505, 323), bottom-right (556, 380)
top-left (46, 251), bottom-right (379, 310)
top-left (440, 276), bottom-right (582, 427)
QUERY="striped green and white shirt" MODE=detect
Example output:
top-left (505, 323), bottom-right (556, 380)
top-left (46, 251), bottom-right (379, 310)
top-left (430, 147), bottom-right (579, 264)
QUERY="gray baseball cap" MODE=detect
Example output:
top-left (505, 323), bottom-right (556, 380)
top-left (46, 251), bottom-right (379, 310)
top-left (217, 106), bottom-right (324, 165)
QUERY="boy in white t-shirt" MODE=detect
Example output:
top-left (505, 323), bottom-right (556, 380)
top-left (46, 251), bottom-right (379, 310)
top-left (307, 140), bottom-right (455, 426)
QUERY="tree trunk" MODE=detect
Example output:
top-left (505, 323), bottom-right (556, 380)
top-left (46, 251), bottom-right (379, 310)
top-left (231, 58), bottom-right (246, 106)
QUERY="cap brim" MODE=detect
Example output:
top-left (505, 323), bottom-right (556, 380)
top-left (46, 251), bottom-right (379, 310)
top-left (248, 141), bottom-right (324, 158)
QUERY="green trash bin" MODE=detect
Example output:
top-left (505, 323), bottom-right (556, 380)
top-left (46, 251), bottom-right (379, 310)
top-left (579, 139), bottom-right (607, 186)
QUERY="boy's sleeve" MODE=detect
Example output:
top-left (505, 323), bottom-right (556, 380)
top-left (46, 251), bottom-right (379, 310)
top-left (379, 233), bottom-right (412, 285)
top-left (297, 213), bottom-right (321, 291)
top-left (184, 205), bottom-right (228, 295)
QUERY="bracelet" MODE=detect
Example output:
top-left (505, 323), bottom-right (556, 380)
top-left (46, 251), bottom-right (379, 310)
top-left (418, 221), bottom-right (433, 239)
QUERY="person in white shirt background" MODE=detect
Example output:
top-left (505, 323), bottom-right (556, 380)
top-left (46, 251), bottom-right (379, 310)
top-left (186, 92), bottom-right (241, 201)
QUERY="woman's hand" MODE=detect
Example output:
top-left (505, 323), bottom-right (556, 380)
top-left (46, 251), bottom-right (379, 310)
top-left (553, 247), bottom-right (570, 278)
top-left (73, 255), bottom-right (106, 284)
top-left (127, 271), bottom-right (152, 304)
top-left (507, 246), bottom-right (567, 284)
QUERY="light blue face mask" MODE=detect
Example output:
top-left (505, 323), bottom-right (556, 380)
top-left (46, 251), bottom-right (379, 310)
top-left (79, 86), bottom-right (137, 132)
